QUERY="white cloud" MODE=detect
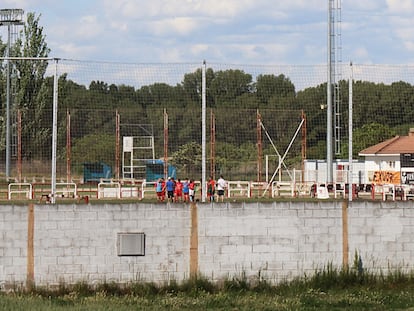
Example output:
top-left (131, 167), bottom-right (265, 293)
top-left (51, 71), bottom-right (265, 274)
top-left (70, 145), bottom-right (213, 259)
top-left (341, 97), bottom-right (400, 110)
top-left (386, 15), bottom-right (414, 54)
top-left (101, 0), bottom-right (326, 37)
top-left (391, 17), bottom-right (414, 40)
top-left (190, 44), bottom-right (209, 55)
top-left (1, 0), bottom-right (31, 9)
top-left (345, 0), bottom-right (384, 11)
top-left (109, 21), bottom-right (128, 32)
top-left (386, 0), bottom-right (414, 14)
top-left (53, 42), bottom-right (98, 59)
top-left (150, 17), bottom-right (199, 36)
top-left (3, 0), bottom-right (414, 67)
top-left (190, 42), bottom-right (292, 64)
top-left (353, 47), bottom-right (370, 60)
top-left (303, 44), bottom-right (325, 61)
top-left (76, 15), bottom-right (103, 39)
top-left (404, 41), bottom-right (414, 52)
top-left (157, 46), bottom-right (184, 62)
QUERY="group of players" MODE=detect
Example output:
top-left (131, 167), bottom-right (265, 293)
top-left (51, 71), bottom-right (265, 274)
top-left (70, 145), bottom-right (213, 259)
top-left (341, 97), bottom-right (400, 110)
top-left (155, 177), bottom-right (195, 203)
top-left (155, 175), bottom-right (227, 203)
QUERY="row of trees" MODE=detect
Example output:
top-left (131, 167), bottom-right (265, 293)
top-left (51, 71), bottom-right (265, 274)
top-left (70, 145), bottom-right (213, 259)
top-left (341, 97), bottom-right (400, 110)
top-left (1, 12), bottom-right (413, 178)
top-left (57, 69), bottom-right (413, 165)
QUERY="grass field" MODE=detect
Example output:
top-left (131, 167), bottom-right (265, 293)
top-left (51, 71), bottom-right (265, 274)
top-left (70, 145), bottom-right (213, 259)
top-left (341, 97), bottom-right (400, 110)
top-left (2, 266), bottom-right (414, 310)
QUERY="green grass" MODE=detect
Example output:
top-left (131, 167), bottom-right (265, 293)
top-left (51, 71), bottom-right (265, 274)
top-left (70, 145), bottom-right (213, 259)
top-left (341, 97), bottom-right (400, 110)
top-left (2, 268), bottom-right (414, 310)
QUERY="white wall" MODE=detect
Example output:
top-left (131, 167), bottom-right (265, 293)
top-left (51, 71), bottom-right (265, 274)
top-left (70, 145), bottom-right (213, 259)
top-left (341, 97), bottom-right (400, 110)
top-left (198, 202), bottom-right (343, 283)
top-left (2, 201), bottom-right (414, 288)
top-left (364, 155), bottom-right (400, 172)
top-left (348, 201), bottom-right (414, 273)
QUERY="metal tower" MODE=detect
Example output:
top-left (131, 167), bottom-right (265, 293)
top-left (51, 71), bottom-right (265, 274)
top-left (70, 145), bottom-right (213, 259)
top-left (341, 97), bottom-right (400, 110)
top-left (0, 8), bottom-right (24, 178)
top-left (332, 0), bottom-right (342, 156)
top-left (327, 0), bottom-right (342, 183)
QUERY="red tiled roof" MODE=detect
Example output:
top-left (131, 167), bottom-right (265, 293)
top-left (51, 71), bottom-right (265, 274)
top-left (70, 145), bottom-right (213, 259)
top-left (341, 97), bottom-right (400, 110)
top-left (359, 135), bottom-right (414, 155)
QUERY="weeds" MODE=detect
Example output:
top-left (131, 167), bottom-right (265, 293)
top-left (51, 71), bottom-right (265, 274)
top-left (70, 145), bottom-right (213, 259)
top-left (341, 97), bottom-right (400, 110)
top-left (3, 267), bottom-right (414, 310)
top-left (11, 266), bottom-right (414, 299)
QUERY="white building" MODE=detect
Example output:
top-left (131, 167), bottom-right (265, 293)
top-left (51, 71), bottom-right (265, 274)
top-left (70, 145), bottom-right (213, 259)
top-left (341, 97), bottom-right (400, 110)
top-left (359, 129), bottom-right (414, 185)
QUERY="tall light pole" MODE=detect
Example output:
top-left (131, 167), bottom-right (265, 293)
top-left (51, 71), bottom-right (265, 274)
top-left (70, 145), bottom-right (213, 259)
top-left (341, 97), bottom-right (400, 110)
top-left (327, 1), bottom-right (333, 184)
top-left (201, 60), bottom-right (206, 202)
top-left (0, 9), bottom-right (24, 179)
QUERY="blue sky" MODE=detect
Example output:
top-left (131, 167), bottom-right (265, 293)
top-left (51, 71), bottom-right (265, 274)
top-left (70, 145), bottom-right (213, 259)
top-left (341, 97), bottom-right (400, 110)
top-left (2, 0), bottom-right (414, 66)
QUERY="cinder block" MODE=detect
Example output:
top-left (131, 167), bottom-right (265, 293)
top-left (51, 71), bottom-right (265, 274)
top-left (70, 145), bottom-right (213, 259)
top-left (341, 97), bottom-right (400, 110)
top-left (4, 212), bottom-right (23, 222)
top-left (0, 221), bottom-right (13, 231)
top-left (403, 208), bottom-right (414, 217)
top-left (252, 244), bottom-right (271, 253)
top-left (63, 264), bottom-right (82, 275)
top-left (235, 245), bottom-right (253, 254)
top-left (282, 261), bottom-right (298, 270)
top-left (39, 256), bottom-right (58, 265)
top-left (245, 252), bottom-right (275, 264)
top-left (40, 221), bottom-right (58, 230)
top-left (97, 264), bottom-right (114, 274)
top-left (57, 221), bottom-right (78, 230)
top-left (3, 248), bottom-right (20, 257)
top-left (299, 243), bottom-right (315, 253)
top-left (86, 254), bottom-right (105, 266)
top-left (11, 256), bottom-right (26, 267)
top-left (402, 242), bottom-right (414, 252)
top-left (58, 256), bottom-right (74, 265)
top-left (298, 209), bottom-right (313, 218)
top-left (267, 226), bottom-right (299, 238)
top-left (274, 252), bottom-right (294, 262)
top-left (63, 247), bottom-right (81, 257)
top-left (220, 244), bottom-right (237, 254)
top-left (303, 218), bottom-right (323, 227)
top-left (113, 263), bottom-right (130, 273)
top-left (312, 224), bottom-right (329, 234)
top-left (0, 206), bottom-right (13, 213)
top-left (11, 221), bottom-right (27, 231)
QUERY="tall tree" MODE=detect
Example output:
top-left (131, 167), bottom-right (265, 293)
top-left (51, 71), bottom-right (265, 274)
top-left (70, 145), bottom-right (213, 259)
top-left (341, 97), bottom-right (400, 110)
top-left (255, 74), bottom-right (296, 107)
top-left (182, 67), bottom-right (215, 106)
top-left (209, 69), bottom-right (253, 105)
top-left (12, 12), bottom-right (50, 159)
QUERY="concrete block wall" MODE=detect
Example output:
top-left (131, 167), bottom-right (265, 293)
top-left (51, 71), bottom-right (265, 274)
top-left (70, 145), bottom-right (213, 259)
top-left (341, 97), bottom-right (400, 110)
top-left (348, 201), bottom-right (414, 273)
top-left (0, 206), bottom-right (29, 286)
top-left (1, 203), bottom-right (191, 288)
top-left (197, 201), bottom-right (343, 283)
top-left (2, 200), bottom-right (414, 288)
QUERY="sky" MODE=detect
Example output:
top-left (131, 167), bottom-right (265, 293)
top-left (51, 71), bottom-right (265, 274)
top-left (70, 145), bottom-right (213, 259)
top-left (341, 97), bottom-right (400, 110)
top-left (2, 0), bottom-right (414, 66)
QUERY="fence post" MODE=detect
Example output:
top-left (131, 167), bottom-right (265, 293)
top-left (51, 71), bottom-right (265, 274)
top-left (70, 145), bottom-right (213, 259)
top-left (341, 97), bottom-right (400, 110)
top-left (342, 200), bottom-right (349, 269)
top-left (190, 202), bottom-right (198, 278)
top-left (26, 204), bottom-right (35, 290)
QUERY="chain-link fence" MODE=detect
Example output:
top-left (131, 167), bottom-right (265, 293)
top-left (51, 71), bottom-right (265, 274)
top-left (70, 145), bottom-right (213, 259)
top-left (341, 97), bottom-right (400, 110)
top-left (1, 59), bottom-right (414, 199)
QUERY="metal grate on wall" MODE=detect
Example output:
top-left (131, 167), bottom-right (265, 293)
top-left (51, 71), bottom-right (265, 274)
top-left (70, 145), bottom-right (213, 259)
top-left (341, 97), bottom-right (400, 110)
top-left (117, 232), bottom-right (145, 256)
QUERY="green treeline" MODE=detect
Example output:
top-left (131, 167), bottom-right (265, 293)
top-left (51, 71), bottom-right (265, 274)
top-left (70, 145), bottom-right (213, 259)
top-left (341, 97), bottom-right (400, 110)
top-left (2, 65), bottom-right (413, 173)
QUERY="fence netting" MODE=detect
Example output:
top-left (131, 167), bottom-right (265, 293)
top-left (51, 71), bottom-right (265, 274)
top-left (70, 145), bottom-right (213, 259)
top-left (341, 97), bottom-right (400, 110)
top-left (1, 59), bottom-right (414, 188)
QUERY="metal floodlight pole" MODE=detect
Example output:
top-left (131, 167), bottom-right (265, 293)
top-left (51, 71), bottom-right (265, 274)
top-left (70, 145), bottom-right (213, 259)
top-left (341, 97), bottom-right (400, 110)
top-left (201, 60), bottom-right (207, 202)
top-left (348, 62), bottom-right (353, 202)
top-left (0, 9), bottom-right (24, 179)
top-left (327, 0), bottom-right (334, 184)
top-left (6, 26), bottom-right (11, 178)
top-left (51, 59), bottom-right (59, 204)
